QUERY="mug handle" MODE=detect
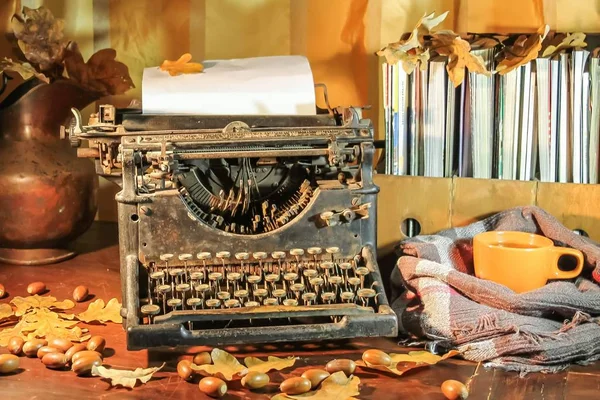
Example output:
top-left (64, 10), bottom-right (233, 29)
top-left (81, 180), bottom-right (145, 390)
top-left (549, 247), bottom-right (584, 279)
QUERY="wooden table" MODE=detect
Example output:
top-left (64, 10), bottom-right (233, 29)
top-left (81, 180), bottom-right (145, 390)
top-left (1, 222), bottom-right (598, 399)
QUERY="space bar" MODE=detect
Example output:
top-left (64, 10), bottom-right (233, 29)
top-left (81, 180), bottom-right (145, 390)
top-left (154, 304), bottom-right (374, 324)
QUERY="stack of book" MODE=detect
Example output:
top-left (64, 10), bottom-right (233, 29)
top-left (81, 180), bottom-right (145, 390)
top-left (382, 35), bottom-right (600, 184)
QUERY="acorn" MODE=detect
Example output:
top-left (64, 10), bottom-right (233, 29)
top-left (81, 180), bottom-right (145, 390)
top-left (301, 369), bottom-right (330, 389)
top-left (199, 377), bottom-right (227, 398)
top-left (241, 371), bottom-right (270, 389)
top-left (280, 377), bottom-right (312, 395)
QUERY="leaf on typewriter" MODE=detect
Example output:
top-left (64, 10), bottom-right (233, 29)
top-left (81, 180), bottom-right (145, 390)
top-left (11, 6), bottom-right (67, 73)
top-left (356, 349), bottom-right (460, 376)
top-left (92, 362), bottom-right (165, 388)
top-left (272, 371), bottom-right (360, 400)
top-left (64, 42), bottom-right (135, 95)
top-left (0, 304), bottom-right (14, 322)
top-left (241, 356), bottom-right (298, 375)
top-left (159, 53), bottom-right (204, 76)
top-left (190, 348), bottom-right (245, 381)
top-left (430, 32), bottom-right (490, 87)
top-left (496, 25), bottom-right (550, 75)
top-left (541, 32), bottom-right (587, 58)
top-left (0, 58), bottom-right (50, 83)
top-left (77, 298), bottom-right (123, 324)
top-left (11, 295), bottom-right (75, 317)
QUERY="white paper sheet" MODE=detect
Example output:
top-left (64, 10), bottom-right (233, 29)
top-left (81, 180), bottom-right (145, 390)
top-left (142, 55), bottom-right (316, 115)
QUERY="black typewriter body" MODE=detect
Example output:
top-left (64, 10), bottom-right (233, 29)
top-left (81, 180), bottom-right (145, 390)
top-left (66, 104), bottom-right (398, 349)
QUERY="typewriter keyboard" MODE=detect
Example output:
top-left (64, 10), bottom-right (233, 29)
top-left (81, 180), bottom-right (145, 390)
top-left (139, 246), bottom-right (383, 325)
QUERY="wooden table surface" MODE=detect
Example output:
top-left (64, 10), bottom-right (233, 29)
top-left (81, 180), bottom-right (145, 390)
top-left (1, 222), bottom-right (598, 400)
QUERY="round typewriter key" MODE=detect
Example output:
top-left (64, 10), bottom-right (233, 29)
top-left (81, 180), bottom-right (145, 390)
top-left (247, 275), bottom-right (261, 285)
top-left (357, 288), bottom-right (376, 298)
top-left (206, 299), bottom-right (221, 309)
top-left (341, 291), bottom-right (355, 302)
top-left (307, 247), bottom-right (322, 255)
top-left (227, 272), bottom-right (242, 281)
top-left (160, 253), bottom-right (174, 261)
top-left (195, 283), bottom-right (210, 293)
top-left (320, 261), bottom-right (335, 270)
top-left (290, 283), bottom-right (305, 293)
top-left (179, 253), bottom-right (193, 261)
top-left (329, 276), bottom-right (343, 285)
top-left (157, 284), bottom-right (171, 293)
top-left (264, 298), bottom-right (278, 306)
top-left (321, 292), bottom-right (336, 303)
top-left (176, 283), bottom-right (191, 292)
top-left (141, 304), bottom-right (161, 324)
top-left (290, 248), bottom-right (304, 257)
top-left (326, 246), bottom-right (340, 255)
top-left (265, 273), bottom-right (280, 283)
top-left (253, 288), bottom-right (268, 298)
top-left (272, 289), bottom-right (286, 298)
top-left (271, 251), bottom-right (286, 259)
top-left (235, 252), bottom-right (249, 260)
top-left (187, 298), bottom-right (202, 308)
top-left (309, 277), bottom-right (324, 288)
top-left (208, 272), bottom-right (223, 281)
top-left (197, 252), bottom-right (212, 260)
top-left (151, 271), bottom-right (165, 280)
top-left (347, 277), bottom-right (361, 287)
top-left (167, 298), bottom-right (182, 309)
top-left (244, 301), bottom-right (260, 307)
top-left (283, 272), bottom-right (298, 282)
top-left (283, 299), bottom-right (298, 306)
top-left (217, 291), bottom-right (230, 301)
top-left (339, 262), bottom-right (352, 270)
top-left (356, 267), bottom-right (369, 276)
top-left (216, 251), bottom-right (231, 259)
top-left (234, 289), bottom-right (249, 299)
top-left (252, 251), bottom-right (267, 260)
top-left (303, 269), bottom-right (318, 279)
top-left (302, 292), bottom-right (316, 305)
top-left (224, 299), bottom-right (240, 308)
top-left (190, 272), bottom-right (204, 281)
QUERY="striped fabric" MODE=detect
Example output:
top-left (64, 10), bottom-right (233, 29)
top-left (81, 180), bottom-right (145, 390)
top-left (392, 206), bottom-right (600, 373)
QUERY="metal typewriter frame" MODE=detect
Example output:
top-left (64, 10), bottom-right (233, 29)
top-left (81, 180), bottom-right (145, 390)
top-left (66, 104), bottom-right (398, 350)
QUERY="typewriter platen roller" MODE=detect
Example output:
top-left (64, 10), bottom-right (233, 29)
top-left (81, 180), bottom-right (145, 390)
top-left (65, 104), bottom-right (398, 349)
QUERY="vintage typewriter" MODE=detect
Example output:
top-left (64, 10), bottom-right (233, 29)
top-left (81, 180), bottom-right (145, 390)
top-left (64, 98), bottom-right (398, 349)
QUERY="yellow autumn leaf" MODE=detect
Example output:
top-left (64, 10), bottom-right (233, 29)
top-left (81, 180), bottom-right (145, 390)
top-left (541, 32), bottom-right (587, 58)
top-left (242, 355), bottom-right (297, 375)
top-left (356, 349), bottom-right (460, 376)
top-left (77, 298), bottom-right (122, 324)
top-left (160, 53), bottom-right (204, 76)
top-left (11, 295), bottom-right (75, 316)
top-left (272, 371), bottom-right (360, 400)
top-left (92, 362), bottom-right (165, 388)
top-left (190, 348), bottom-right (245, 381)
top-left (0, 325), bottom-right (24, 346)
top-left (18, 308), bottom-right (90, 342)
top-left (497, 25), bottom-right (550, 75)
top-left (431, 33), bottom-right (490, 87)
top-left (0, 304), bottom-right (14, 321)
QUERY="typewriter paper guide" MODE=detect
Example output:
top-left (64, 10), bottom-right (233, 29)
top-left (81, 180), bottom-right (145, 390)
top-left (142, 55), bottom-right (316, 115)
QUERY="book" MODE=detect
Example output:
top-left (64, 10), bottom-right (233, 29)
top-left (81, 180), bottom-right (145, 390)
top-left (558, 53), bottom-right (570, 182)
top-left (570, 50), bottom-right (590, 183)
top-left (590, 56), bottom-right (600, 184)
top-left (424, 57), bottom-right (447, 177)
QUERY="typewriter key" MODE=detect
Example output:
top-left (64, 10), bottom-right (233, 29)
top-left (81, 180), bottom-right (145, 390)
top-left (206, 299), bottom-right (221, 309)
top-left (235, 252), bottom-right (249, 260)
top-left (160, 253), bottom-right (174, 262)
top-left (290, 283), bottom-right (305, 299)
top-left (283, 299), bottom-right (298, 307)
top-left (216, 251), bottom-right (231, 270)
top-left (329, 276), bottom-right (343, 293)
top-left (141, 304), bottom-right (161, 324)
top-left (355, 267), bottom-right (369, 289)
top-left (307, 247), bottom-right (322, 266)
top-left (321, 292), bottom-right (336, 304)
top-left (303, 269), bottom-right (318, 280)
top-left (224, 299), bottom-right (240, 308)
top-left (247, 275), bottom-right (261, 289)
top-left (197, 252), bottom-right (212, 260)
top-left (320, 261), bottom-right (335, 279)
top-left (176, 283), bottom-right (191, 309)
top-left (272, 289), bottom-right (286, 299)
top-left (325, 246), bottom-right (341, 259)
top-left (178, 254), bottom-right (193, 282)
top-left (244, 301), bottom-right (259, 308)
top-left (234, 289), bottom-right (249, 301)
top-left (187, 297), bottom-right (202, 310)
top-left (264, 298), bottom-right (278, 306)
top-left (190, 271), bottom-right (204, 281)
top-left (339, 262), bottom-right (352, 286)
top-left (157, 284), bottom-right (171, 314)
top-left (167, 298), bottom-right (182, 310)
top-left (253, 288), bottom-right (268, 301)
top-left (347, 277), bottom-right (361, 289)
top-left (302, 292), bottom-right (316, 306)
top-left (309, 277), bottom-right (324, 294)
top-left (217, 291), bottom-right (230, 301)
top-left (341, 291), bottom-right (355, 303)
top-left (357, 288), bottom-right (376, 307)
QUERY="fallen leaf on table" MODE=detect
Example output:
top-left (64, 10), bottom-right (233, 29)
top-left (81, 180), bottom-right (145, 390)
top-left (541, 32), bottom-right (587, 57)
top-left (11, 295), bottom-right (75, 317)
top-left (496, 25), bottom-right (550, 75)
top-left (91, 362), bottom-right (165, 388)
top-left (431, 32), bottom-right (490, 87)
top-left (357, 349), bottom-right (460, 376)
top-left (0, 58), bottom-right (50, 83)
top-left (0, 304), bottom-right (13, 321)
top-left (18, 308), bottom-right (90, 342)
top-left (77, 298), bottom-right (122, 324)
top-left (160, 53), bottom-right (204, 76)
top-left (242, 355), bottom-right (297, 375)
top-left (272, 371), bottom-right (360, 400)
top-left (190, 348), bottom-right (245, 381)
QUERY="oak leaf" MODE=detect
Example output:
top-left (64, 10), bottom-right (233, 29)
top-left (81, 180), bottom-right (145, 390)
top-left (356, 349), bottom-right (460, 376)
top-left (160, 53), bottom-right (204, 76)
top-left (11, 295), bottom-right (74, 317)
top-left (190, 348), bottom-right (245, 381)
top-left (0, 325), bottom-right (23, 347)
top-left (64, 42), bottom-right (134, 95)
top-left (92, 362), bottom-right (165, 388)
top-left (77, 298), bottom-right (123, 324)
top-left (0, 304), bottom-right (14, 321)
top-left (0, 58), bottom-right (50, 83)
top-left (272, 371), bottom-right (360, 400)
top-left (431, 33), bottom-right (490, 87)
top-left (11, 6), bottom-right (66, 73)
top-left (242, 355), bottom-right (297, 375)
top-left (18, 308), bottom-right (89, 342)
top-left (541, 32), bottom-right (587, 58)
top-left (496, 25), bottom-right (550, 75)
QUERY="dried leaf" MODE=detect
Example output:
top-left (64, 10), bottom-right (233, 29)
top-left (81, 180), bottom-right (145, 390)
top-left (159, 53), bottom-right (204, 76)
top-left (272, 371), bottom-right (360, 400)
top-left (92, 362), bottom-right (165, 388)
top-left (497, 25), bottom-right (550, 75)
top-left (77, 298), bottom-right (122, 324)
top-left (190, 348), bottom-right (245, 381)
top-left (357, 349), bottom-right (460, 376)
top-left (11, 6), bottom-right (66, 73)
top-left (0, 325), bottom-right (24, 347)
top-left (469, 34), bottom-right (507, 50)
top-left (242, 356), bottom-right (297, 375)
top-left (0, 58), bottom-right (49, 83)
top-left (64, 42), bottom-right (134, 95)
top-left (0, 304), bottom-right (14, 321)
top-left (431, 33), bottom-right (490, 87)
top-left (18, 308), bottom-right (89, 342)
top-left (541, 32), bottom-right (587, 58)
top-left (11, 295), bottom-right (74, 317)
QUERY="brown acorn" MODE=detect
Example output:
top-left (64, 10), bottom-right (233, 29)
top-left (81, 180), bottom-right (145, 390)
top-left (199, 377), bottom-right (227, 398)
top-left (7, 337), bottom-right (25, 355)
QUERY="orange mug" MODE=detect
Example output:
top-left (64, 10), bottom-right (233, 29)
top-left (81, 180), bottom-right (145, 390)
top-left (473, 231), bottom-right (584, 293)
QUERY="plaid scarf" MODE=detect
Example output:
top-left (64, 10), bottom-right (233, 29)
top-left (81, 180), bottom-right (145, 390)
top-left (390, 206), bottom-right (600, 374)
